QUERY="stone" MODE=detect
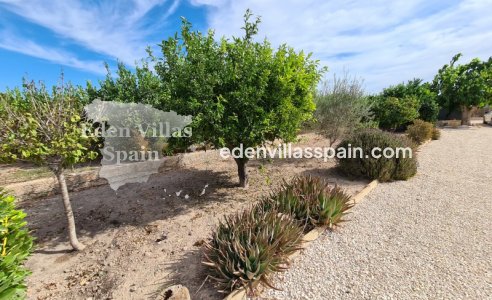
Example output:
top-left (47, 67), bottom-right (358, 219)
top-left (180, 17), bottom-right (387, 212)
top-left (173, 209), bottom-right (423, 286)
top-left (160, 285), bottom-right (191, 300)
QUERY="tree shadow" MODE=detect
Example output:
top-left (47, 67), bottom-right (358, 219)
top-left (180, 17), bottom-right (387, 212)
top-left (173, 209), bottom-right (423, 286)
top-left (20, 167), bottom-right (233, 249)
top-left (153, 249), bottom-right (222, 300)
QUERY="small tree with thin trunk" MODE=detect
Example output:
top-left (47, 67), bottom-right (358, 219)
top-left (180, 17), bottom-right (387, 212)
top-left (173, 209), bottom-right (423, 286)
top-left (314, 73), bottom-right (373, 146)
top-left (151, 10), bottom-right (323, 187)
top-left (0, 81), bottom-right (97, 251)
top-left (433, 53), bottom-right (492, 125)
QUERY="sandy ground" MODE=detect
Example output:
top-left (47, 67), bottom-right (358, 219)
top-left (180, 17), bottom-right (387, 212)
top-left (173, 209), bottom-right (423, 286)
top-left (261, 126), bottom-right (492, 299)
top-left (14, 133), bottom-right (368, 300)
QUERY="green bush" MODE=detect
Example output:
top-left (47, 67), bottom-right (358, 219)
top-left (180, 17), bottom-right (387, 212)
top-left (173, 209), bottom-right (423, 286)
top-left (431, 127), bottom-right (441, 140)
top-left (406, 120), bottom-right (434, 145)
top-left (379, 79), bottom-right (440, 123)
top-left (418, 95), bottom-right (440, 122)
top-left (336, 129), bottom-right (417, 182)
top-left (203, 205), bottom-right (303, 293)
top-left (0, 190), bottom-right (34, 299)
top-left (261, 176), bottom-right (353, 230)
top-left (370, 95), bottom-right (420, 130)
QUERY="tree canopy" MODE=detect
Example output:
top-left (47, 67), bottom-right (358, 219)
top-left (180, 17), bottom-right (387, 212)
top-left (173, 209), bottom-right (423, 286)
top-left (93, 10), bottom-right (324, 187)
top-left (0, 81), bottom-right (98, 250)
top-left (432, 53), bottom-right (492, 124)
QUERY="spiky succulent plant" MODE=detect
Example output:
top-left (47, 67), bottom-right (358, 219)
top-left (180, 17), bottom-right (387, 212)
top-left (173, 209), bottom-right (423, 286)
top-left (262, 176), bottom-right (354, 229)
top-left (203, 205), bottom-right (303, 293)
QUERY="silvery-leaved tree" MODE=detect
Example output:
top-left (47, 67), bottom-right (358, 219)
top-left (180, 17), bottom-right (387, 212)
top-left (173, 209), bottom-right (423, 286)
top-left (152, 10), bottom-right (324, 188)
top-left (0, 81), bottom-right (98, 251)
top-left (432, 53), bottom-right (492, 125)
top-left (314, 73), bottom-right (374, 146)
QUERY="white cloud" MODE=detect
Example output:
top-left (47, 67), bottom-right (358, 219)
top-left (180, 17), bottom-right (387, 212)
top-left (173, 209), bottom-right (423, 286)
top-left (1, 0), bottom-right (490, 91)
top-left (0, 31), bottom-right (106, 74)
top-left (192, 0), bottom-right (492, 92)
top-left (0, 0), bottom-right (179, 72)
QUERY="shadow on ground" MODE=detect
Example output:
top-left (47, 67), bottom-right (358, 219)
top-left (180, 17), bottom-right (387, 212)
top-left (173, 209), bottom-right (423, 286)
top-left (21, 167), bottom-right (232, 249)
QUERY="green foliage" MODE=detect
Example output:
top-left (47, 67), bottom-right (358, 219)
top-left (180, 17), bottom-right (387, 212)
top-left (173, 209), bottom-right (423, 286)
top-left (406, 120), bottom-right (434, 145)
top-left (0, 81), bottom-right (98, 169)
top-left (433, 53), bottom-right (492, 112)
top-left (91, 10), bottom-right (324, 186)
top-left (336, 129), bottom-right (417, 182)
top-left (153, 10), bottom-right (323, 152)
top-left (261, 176), bottom-right (353, 230)
top-left (0, 190), bottom-right (34, 299)
top-left (370, 95), bottom-right (420, 130)
top-left (431, 127), bottom-right (441, 140)
top-left (87, 62), bottom-right (163, 107)
top-left (418, 88), bottom-right (440, 122)
top-left (377, 79), bottom-right (439, 124)
top-left (381, 78), bottom-right (424, 99)
top-left (314, 73), bottom-right (374, 146)
top-left (203, 205), bottom-right (303, 293)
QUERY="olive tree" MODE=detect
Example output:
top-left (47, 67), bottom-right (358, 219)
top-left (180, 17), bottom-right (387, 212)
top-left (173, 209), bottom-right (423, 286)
top-left (433, 53), bottom-right (492, 125)
top-left (152, 11), bottom-right (324, 187)
top-left (314, 73), bottom-right (373, 146)
top-left (0, 81), bottom-right (97, 251)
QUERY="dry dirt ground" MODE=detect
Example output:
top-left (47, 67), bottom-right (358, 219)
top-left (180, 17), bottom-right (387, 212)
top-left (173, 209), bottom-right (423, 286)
top-left (12, 133), bottom-right (368, 300)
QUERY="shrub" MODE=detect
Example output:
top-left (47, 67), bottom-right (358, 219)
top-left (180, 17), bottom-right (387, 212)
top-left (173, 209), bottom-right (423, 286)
top-left (406, 119), bottom-right (434, 145)
top-left (431, 127), bottom-right (441, 140)
top-left (314, 73), bottom-right (374, 146)
top-left (261, 176), bottom-right (353, 230)
top-left (418, 95), bottom-right (440, 122)
top-left (0, 190), bottom-right (34, 299)
top-left (203, 205), bottom-right (303, 293)
top-left (370, 95), bottom-right (420, 130)
top-left (336, 129), bottom-right (417, 182)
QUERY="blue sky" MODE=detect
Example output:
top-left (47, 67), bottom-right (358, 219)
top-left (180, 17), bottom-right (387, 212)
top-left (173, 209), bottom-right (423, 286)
top-left (0, 0), bottom-right (491, 93)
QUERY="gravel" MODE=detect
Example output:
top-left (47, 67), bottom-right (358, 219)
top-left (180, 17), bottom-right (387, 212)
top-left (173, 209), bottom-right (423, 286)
top-left (261, 126), bottom-right (492, 300)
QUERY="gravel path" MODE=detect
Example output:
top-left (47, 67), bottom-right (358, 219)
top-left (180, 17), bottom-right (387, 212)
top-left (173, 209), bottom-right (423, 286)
top-left (262, 126), bottom-right (492, 300)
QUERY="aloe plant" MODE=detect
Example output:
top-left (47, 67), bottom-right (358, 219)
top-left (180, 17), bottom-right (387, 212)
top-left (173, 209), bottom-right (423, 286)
top-left (263, 176), bottom-right (354, 230)
top-left (203, 205), bottom-right (303, 293)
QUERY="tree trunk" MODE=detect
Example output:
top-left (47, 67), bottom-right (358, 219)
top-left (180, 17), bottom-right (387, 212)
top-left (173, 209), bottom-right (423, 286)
top-left (234, 158), bottom-right (249, 188)
top-left (461, 106), bottom-right (473, 126)
top-left (55, 171), bottom-right (85, 251)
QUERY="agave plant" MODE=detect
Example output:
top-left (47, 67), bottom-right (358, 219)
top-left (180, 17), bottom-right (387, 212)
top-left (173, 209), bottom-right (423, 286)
top-left (263, 176), bottom-right (354, 229)
top-left (203, 204), bottom-right (303, 293)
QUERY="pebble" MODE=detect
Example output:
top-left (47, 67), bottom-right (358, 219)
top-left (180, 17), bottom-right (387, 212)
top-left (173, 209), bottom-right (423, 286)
top-left (262, 128), bottom-right (492, 299)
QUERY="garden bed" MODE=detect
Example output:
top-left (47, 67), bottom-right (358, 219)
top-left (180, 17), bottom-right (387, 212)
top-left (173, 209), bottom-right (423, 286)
top-left (15, 133), bottom-right (369, 300)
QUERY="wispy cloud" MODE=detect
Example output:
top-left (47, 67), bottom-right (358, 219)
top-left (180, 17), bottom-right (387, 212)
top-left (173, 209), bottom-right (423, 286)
top-left (0, 0), bottom-right (180, 72)
top-left (192, 0), bottom-right (492, 92)
top-left (0, 30), bottom-right (106, 74)
top-left (1, 0), bottom-right (490, 92)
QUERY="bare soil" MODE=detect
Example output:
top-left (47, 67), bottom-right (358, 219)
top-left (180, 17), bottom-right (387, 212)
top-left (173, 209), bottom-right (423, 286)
top-left (13, 133), bottom-right (368, 300)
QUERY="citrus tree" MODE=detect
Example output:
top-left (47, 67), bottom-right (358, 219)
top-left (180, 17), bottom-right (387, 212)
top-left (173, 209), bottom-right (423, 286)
top-left (152, 10), bottom-right (324, 187)
top-left (0, 81), bottom-right (98, 251)
top-left (433, 53), bottom-right (492, 125)
top-left (370, 95), bottom-right (420, 130)
top-left (86, 61), bottom-right (163, 107)
top-left (382, 79), bottom-right (439, 123)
